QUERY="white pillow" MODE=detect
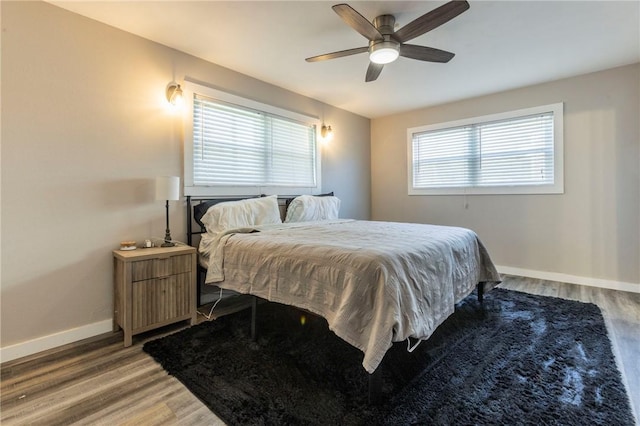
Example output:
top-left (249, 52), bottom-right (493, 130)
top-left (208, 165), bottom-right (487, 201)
top-left (285, 195), bottom-right (341, 223)
top-left (200, 195), bottom-right (281, 234)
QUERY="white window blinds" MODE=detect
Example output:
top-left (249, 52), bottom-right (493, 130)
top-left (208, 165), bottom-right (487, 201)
top-left (408, 103), bottom-right (563, 195)
top-left (191, 94), bottom-right (317, 188)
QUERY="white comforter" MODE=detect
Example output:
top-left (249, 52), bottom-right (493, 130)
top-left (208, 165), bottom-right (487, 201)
top-left (199, 219), bottom-right (500, 373)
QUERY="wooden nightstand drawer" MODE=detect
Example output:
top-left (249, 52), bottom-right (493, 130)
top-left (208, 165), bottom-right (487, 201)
top-left (131, 273), bottom-right (192, 331)
top-left (131, 254), bottom-right (193, 281)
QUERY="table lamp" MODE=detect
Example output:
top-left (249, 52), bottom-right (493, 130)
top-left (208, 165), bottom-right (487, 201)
top-left (155, 176), bottom-right (180, 247)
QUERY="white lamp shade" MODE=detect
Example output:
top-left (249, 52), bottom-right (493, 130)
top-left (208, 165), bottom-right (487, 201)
top-left (155, 176), bottom-right (180, 201)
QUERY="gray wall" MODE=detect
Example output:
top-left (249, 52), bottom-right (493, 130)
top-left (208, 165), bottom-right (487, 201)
top-left (371, 63), bottom-right (639, 288)
top-left (0, 1), bottom-right (370, 349)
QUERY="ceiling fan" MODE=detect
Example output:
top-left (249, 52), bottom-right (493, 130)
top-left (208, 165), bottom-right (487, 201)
top-left (306, 1), bottom-right (470, 82)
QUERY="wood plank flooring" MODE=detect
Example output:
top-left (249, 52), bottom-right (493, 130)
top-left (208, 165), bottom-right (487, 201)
top-left (2, 276), bottom-right (639, 425)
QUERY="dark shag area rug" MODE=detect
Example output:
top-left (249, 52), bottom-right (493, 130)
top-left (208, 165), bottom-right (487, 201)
top-left (143, 288), bottom-right (635, 425)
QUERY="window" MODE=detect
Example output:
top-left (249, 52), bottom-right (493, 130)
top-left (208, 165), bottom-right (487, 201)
top-left (184, 81), bottom-right (321, 196)
top-left (407, 103), bottom-right (563, 195)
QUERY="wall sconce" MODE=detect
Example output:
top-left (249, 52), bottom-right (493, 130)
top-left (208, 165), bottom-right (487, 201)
top-left (321, 124), bottom-right (333, 141)
top-left (166, 82), bottom-right (184, 106)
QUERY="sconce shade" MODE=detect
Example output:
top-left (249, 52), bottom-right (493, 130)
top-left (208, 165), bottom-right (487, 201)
top-left (166, 82), bottom-right (183, 106)
top-left (155, 176), bottom-right (180, 201)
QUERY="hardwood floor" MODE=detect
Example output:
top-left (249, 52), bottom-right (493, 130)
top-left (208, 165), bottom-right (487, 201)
top-left (2, 276), bottom-right (638, 425)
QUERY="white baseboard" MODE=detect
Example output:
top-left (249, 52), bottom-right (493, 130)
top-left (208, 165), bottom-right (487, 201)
top-left (0, 319), bottom-right (113, 364)
top-left (496, 265), bottom-right (640, 294)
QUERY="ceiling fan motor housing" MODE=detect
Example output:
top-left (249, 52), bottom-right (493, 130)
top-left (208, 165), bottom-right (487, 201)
top-left (373, 14), bottom-right (396, 35)
top-left (369, 15), bottom-right (400, 64)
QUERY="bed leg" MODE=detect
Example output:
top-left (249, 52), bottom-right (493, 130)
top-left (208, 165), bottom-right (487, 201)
top-left (368, 366), bottom-right (383, 405)
top-left (196, 267), bottom-right (204, 307)
top-left (251, 296), bottom-right (258, 341)
top-left (477, 282), bottom-right (484, 304)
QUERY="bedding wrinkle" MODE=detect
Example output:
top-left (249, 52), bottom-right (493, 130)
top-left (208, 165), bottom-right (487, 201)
top-left (201, 220), bottom-right (500, 373)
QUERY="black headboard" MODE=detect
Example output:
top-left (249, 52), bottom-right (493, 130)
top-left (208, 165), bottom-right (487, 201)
top-left (187, 192), bottom-right (335, 246)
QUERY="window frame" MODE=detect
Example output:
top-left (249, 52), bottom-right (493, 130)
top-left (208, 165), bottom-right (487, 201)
top-left (183, 81), bottom-right (322, 197)
top-left (407, 103), bottom-right (564, 195)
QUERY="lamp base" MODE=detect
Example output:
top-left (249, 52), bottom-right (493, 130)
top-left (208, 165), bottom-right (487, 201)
top-left (162, 221), bottom-right (175, 247)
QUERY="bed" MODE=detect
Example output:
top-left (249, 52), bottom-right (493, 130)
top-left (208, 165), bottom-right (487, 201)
top-left (186, 194), bottom-right (501, 401)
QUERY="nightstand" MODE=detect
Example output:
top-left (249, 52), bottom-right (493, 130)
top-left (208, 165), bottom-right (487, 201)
top-left (113, 245), bottom-right (197, 346)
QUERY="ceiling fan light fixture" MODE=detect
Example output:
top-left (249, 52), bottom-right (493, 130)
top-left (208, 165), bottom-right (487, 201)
top-left (369, 41), bottom-right (400, 65)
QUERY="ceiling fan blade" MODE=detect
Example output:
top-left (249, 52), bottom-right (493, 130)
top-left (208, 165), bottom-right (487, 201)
top-left (400, 44), bottom-right (455, 63)
top-left (306, 46), bottom-right (368, 62)
top-left (394, 0), bottom-right (470, 43)
top-left (365, 62), bottom-right (384, 82)
top-left (333, 4), bottom-right (383, 41)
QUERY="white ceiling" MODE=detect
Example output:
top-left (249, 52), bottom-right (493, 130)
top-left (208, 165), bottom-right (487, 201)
top-left (49, 1), bottom-right (640, 118)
